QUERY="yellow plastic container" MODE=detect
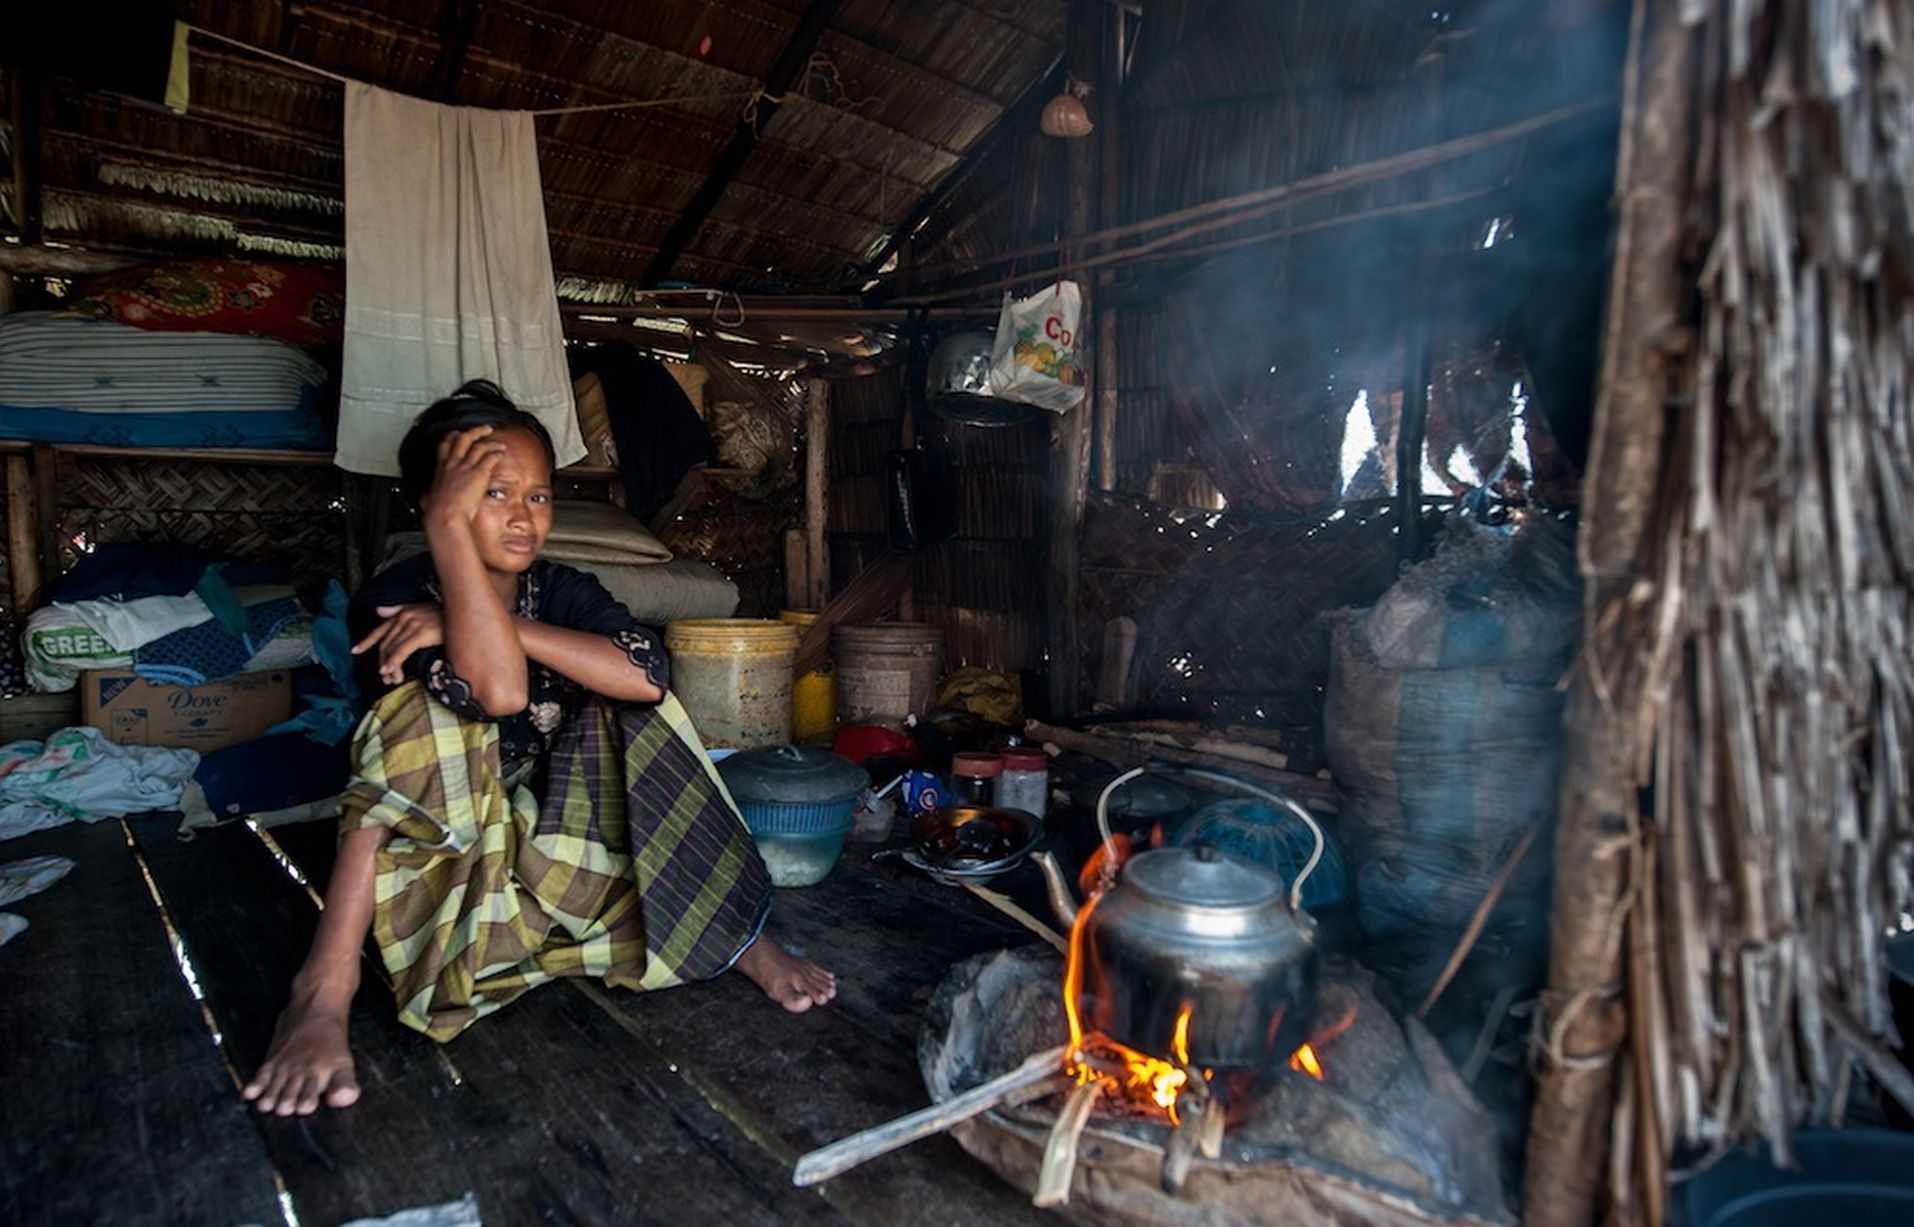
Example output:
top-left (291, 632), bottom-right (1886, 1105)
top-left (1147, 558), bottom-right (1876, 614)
top-left (779, 608), bottom-right (837, 744)
top-left (664, 619), bottom-right (800, 749)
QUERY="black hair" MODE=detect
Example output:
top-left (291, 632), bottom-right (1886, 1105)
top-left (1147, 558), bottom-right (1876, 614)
top-left (396, 379), bottom-right (558, 504)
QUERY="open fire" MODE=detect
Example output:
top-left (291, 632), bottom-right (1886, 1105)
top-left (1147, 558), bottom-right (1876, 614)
top-left (1064, 842), bottom-right (1347, 1117)
top-left (1061, 867), bottom-right (1352, 1122)
top-left (1061, 889), bottom-right (1206, 1123)
top-left (905, 946), bottom-right (1513, 1225)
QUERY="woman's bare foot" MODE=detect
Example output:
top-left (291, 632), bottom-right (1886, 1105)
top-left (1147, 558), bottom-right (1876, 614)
top-left (241, 991), bottom-right (361, 1115)
top-left (736, 936), bottom-right (837, 1012)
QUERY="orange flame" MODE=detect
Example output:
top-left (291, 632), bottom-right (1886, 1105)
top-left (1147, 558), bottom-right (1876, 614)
top-left (1076, 833), bottom-right (1132, 899)
top-left (1062, 884), bottom-right (1205, 1123)
top-left (1286, 999), bottom-right (1359, 1082)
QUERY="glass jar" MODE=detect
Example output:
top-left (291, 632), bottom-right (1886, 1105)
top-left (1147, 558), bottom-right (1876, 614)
top-left (950, 751), bottom-right (1003, 807)
top-left (996, 747), bottom-right (1050, 820)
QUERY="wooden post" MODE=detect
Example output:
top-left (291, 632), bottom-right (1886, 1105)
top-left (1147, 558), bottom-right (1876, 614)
top-left (5, 454), bottom-right (42, 615)
top-left (783, 530), bottom-right (811, 609)
top-left (1093, 7), bottom-right (1124, 494)
top-left (1521, 3), bottom-right (1694, 1225)
top-left (804, 377), bottom-right (832, 609)
top-left (1045, 0), bottom-right (1103, 718)
top-left (8, 67), bottom-right (43, 247)
top-left (30, 445), bottom-right (58, 584)
top-left (1395, 263), bottom-right (1433, 562)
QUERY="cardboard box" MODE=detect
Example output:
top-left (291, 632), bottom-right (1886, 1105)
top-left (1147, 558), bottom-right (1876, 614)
top-left (81, 669), bottom-right (294, 753)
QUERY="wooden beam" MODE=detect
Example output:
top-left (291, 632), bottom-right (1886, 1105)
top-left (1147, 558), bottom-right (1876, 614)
top-left (8, 66), bottom-right (45, 246)
top-left (426, 0), bottom-right (483, 102)
top-left (0, 245), bottom-right (142, 277)
top-left (642, 0), bottom-right (844, 286)
top-left (1521, 3), bottom-right (1695, 1226)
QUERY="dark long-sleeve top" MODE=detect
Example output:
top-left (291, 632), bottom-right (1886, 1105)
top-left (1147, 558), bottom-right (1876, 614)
top-left (348, 553), bottom-right (670, 767)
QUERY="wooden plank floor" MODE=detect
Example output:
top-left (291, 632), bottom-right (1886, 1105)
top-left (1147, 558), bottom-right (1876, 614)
top-left (0, 822), bottom-right (284, 1227)
top-left (1, 814), bottom-right (1059, 1226)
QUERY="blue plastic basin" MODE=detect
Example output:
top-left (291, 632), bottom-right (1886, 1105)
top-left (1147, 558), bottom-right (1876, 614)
top-left (1680, 1130), bottom-right (1914, 1227)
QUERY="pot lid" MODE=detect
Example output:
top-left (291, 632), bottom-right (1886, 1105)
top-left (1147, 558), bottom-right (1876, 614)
top-left (1071, 772), bottom-right (1194, 821)
top-left (1121, 845), bottom-right (1284, 910)
top-left (718, 745), bottom-right (867, 803)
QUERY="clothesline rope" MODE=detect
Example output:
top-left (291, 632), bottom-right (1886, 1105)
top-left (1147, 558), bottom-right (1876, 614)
top-left (184, 24), bottom-right (766, 118)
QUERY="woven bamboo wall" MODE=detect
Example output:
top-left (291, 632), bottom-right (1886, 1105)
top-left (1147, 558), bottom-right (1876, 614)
top-left (52, 453), bottom-right (348, 598)
top-left (826, 367), bottom-right (1049, 677)
top-left (1077, 494), bottom-right (1432, 763)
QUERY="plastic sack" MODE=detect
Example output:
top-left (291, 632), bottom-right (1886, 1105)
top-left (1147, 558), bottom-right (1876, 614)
top-left (987, 281), bottom-right (1087, 411)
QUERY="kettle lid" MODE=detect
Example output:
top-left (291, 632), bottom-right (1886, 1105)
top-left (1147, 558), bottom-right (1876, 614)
top-left (1122, 844), bottom-right (1284, 910)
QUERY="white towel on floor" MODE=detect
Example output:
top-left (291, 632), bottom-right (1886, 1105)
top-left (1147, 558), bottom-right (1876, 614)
top-left (335, 82), bottom-right (584, 477)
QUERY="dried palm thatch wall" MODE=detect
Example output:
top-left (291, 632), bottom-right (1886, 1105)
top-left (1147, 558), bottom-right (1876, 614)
top-left (1526, 2), bottom-right (1914, 1224)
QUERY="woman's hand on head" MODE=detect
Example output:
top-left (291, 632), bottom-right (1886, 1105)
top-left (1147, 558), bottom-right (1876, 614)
top-left (351, 604), bottom-right (446, 685)
top-left (418, 426), bottom-right (507, 525)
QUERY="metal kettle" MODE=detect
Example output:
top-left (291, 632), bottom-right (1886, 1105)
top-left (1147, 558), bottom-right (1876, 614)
top-left (1035, 769), bottom-right (1324, 1071)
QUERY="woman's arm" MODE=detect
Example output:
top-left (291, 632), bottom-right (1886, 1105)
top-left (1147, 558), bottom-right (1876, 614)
top-left (422, 428), bottom-right (528, 715)
top-left (515, 619), bottom-right (664, 704)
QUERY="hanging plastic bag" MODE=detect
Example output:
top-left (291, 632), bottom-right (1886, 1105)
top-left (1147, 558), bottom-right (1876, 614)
top-left (987, 280), bottom-right (1087, 412)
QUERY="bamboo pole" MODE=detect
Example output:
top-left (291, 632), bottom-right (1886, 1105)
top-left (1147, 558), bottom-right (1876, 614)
top-left (893, 98), bottom-right (1607, 288)
top-left (1521, 3), bottom-right (1695, 1225)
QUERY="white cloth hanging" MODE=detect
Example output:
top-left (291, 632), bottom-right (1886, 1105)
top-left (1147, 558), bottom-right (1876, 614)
top-left (335, 82), bottom-right (584, 476)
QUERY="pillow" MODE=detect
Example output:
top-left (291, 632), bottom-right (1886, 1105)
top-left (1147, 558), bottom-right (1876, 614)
top-left (570, 371), bottom-right (617, 467)
top-left (66, 259), bottom-right (345, 350)
top-left (664, 361), bottom-right (708, 415)
top-left (545, 500), bottom-right (673, 565)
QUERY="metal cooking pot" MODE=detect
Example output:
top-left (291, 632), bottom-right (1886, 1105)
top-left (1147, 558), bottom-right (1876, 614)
top-left (1035, 771), bottom-right (1323, 1071)
top-left (926, 330), bottom-right (1043, 427)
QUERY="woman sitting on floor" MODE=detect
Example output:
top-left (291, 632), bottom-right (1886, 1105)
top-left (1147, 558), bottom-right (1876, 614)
top-left (243, 380), bottom-right (835, 1116)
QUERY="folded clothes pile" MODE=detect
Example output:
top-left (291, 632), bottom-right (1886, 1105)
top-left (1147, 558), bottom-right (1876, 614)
top-left (22, 545), bottom-right (314, 692)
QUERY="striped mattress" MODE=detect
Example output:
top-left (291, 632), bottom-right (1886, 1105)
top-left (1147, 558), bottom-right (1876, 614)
top-left (0, 311), bottom-right (330, 449)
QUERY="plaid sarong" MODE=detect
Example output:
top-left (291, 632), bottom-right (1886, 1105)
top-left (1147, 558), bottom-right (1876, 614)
top-left (342, 682), bottom-right (771, 1041)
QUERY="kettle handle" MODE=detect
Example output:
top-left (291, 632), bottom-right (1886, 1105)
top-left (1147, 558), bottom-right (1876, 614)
top-left (1091, 766), bottom-right (1151, 893)
top-left (1174, 768), bottom-right (1325, 913)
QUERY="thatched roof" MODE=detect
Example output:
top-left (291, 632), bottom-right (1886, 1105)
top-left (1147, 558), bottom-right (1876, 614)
top-left (8, 0), bottom-right (1067, 296)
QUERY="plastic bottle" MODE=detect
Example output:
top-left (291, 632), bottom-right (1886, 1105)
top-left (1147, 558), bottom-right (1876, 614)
top-left (996, 747), bottom-right (1050, 820)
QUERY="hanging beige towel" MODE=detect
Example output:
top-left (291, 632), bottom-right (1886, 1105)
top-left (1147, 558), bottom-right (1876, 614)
top-left (335, 82), bottom-right (585, 476)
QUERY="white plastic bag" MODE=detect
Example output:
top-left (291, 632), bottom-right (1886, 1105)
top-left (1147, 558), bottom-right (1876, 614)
top-left (987, 280), bottom-right (1087, 411)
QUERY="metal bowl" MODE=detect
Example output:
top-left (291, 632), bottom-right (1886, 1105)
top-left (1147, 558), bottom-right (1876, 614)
top-left (906, 805), bottom-right (1040, 882)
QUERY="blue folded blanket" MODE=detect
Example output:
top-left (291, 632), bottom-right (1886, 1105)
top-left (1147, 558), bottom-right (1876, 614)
top-left (134, 595), bottom-right (306, 687)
